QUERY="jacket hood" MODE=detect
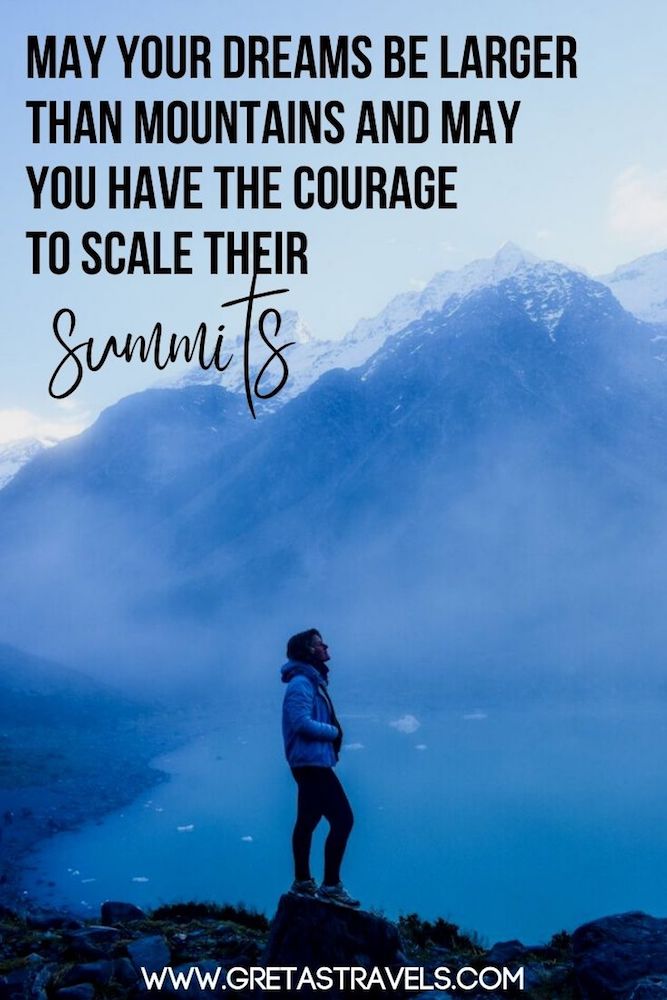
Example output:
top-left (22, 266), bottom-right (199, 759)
top-left (280, 659), bottom-right (328, 685)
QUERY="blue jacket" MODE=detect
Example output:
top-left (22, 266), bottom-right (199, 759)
top-left (281, 660), bottom-right (339, 767)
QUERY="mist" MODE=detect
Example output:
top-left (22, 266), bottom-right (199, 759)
top-left (2, 413), bottom-right (667, 710)
top-left (2, 268), bottom-right (667, 711)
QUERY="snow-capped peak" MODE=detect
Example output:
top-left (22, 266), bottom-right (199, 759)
top-left (163, 245), bottom-right (589, 403)
top-left (165, 309), bottom-right (314, 392)
top-left (344, 243), bottom-right (545, 350)
top-left (267, 310), bottom-right (313, 346)
top-left (477, 240), bottom-right (539, 277)
top-left (159, 244), bottom-right (628, 413)
top-left (599, 250), bottom-right (667, 324)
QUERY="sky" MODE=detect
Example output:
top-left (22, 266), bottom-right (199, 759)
top-left (1, 0), bottom-right (666, 440)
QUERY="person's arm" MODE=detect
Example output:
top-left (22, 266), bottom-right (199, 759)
top-left (285, 677), bottom-right (339, 741)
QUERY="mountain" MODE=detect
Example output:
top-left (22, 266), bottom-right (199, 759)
top-left (165, 244), bottom-right (568, 403)
top-left (0, 642), bottom-right (136, 723)
top-left (169, 309), bottom-right (331, 402)
top-left (170, 241), bottom-right (666, 409)
top-left (599, 249), bottom-right (667, 324)
top-left (344, 240), bottom-right (546, 341)
top-left (1, 253), bottom-right (666, 692)
top-left (3, 244), bottom-right (663, 491)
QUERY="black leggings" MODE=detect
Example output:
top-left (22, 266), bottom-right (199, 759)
top-left (291, 766), bottom-right (354, 886)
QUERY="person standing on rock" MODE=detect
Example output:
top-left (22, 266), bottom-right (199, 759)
top-left (281, 629), bottom-right (359, 908)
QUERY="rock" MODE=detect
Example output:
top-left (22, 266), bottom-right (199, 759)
top-left (55, 987), bottom-right (96, 1000)
top-left (32, 962), bottom-right (59, 1000)
top-left (573, 911), bottom-right (667, 999)
top-left (0, 958), bottom-right (58, 1000)
top-left (520, 964), bottom-right (549, 993)
top-left (158, 960), bottom-right (223, 997)
top-left (113, 957), bottom-right (139, 986)
top-left (127, 934), bottom-right (171, 974)
top-left (631, 977), bottom-right (667, 999)
top-left (484, 939), bottom-right (527, 965)
top-left (0, 966), bottom-right (37, 1000)
top-left (100, 901), bottom-right (146, 924)
top-left (540, 963), bottom-right (576, 996)
top-left (486, 939), bottom-right (558, 963)
top-left (263, 894), bottom-right (403, 968)
top-left (63, 925), bottom-right (121, 960)
top-left (60, 960), bottom-right (114, 987)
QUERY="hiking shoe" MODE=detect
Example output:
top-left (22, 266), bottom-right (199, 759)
top-left (317, 882), bottom-right (361, 908)
top-left (289, 878), bottom-right (318, 898)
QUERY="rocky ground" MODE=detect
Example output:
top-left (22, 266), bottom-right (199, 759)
top-left (1, 896), bottom-right (667, 999)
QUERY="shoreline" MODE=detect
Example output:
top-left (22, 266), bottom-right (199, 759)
top-left (0, 703), bottom-right (208, 913)
top-left (0, 759), bottom-right (169, 914)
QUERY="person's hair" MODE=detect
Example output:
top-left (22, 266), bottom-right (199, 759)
top-left (286, 628), bottom-right (322, 664)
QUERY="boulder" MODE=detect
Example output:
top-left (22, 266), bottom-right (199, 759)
top-left (127, 934), bottom-right (171, 974)
top-left (32, 962), bottom-right (59, 1000)
top-left (158, 960), bottom-right (224, 997)
top-left (63, 925), bottom-right (121, 960)
top-left (263, 894), bottom-right (403, 968)
top-left (113, 956), bottom-right (139, 986)
top-left (484, 939), bottom-right (527, 965)
top-left (60, 960), bottom-right (114, 987)
top-left (55, 987), bottom-right (96, 1000)
top-left (0, 957), bottom-right (57, 1000)
top-left (0, 965), bottom-right (39, 1000)
top-left (483, 938), bottom-right (556, 995)
top-left (573, 911), bottom-right (667, 999)
top-left (100, 901), bottom-right (146, 924)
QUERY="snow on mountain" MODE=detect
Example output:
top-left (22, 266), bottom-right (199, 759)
top-left (599, 250), bottom-right (667, 324)
top-left (6, 244), bottom-right (650, 489)
top-left (170, 309), bottom-right (340, 404)
top-left (0, 437), bottom-right (57, 490)
top-left (501, 257), bottom-right (614, 338)
top-left (169, 244), bottom-right (588, 405)
top-left (356, 246), bottom-right (612, 390)
top-left (346, 242), bottom-right (541, 348)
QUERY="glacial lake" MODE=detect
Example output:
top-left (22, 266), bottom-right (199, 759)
top-left (21, 700), bottom-right (667, 944)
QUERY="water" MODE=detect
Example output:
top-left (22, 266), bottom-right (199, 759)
top-left (21, 700), bottom-right (667, 944)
